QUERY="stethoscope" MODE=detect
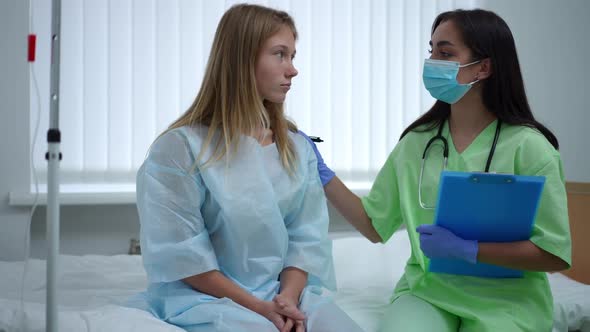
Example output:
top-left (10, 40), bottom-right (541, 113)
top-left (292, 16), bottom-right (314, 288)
top-left (418, 119), bottom-right (502, 209)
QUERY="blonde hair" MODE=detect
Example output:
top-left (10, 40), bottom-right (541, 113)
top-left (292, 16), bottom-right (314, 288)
top-left (165, 4), bottom-right (299, 174)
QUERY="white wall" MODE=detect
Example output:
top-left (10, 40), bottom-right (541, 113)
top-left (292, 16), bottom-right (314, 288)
top-left (1, 1), bottom-right (588, 259)
top-left (482, 0), bottom-right (590, 182)
top-left (29, 205), bottom-right (140, 257)
top-left (0, 1), bottom-right (32, 261)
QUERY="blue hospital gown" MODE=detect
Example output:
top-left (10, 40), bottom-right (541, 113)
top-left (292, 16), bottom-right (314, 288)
top-left (129, 125), bottom-right (363, 332)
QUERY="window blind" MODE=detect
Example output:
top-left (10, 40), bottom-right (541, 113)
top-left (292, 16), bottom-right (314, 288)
top-left (30, 0), bottom-right (480, 188)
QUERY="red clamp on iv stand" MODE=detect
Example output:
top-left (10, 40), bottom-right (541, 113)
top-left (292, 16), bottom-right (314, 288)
top-left (28, 34), bottom-right (36, 62)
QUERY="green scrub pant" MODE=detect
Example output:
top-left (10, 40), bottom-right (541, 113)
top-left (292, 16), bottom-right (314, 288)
top-left (377, 294), bottom-right (534, 332)
top-left (378, 295), bottom-right (459, 332)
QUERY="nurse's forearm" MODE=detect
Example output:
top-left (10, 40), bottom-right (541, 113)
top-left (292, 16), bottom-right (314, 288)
top-left (477, 241), bottom-right (569, 272)
top-left (279, 267), bottom-right (307, 302)
top-left (324, 176), bottom-right (382, 243)
top-left (182, 270), bottom-right (262, 313)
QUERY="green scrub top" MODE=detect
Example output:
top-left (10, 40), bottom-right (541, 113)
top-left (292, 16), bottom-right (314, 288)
top-left (362, 119), bottom-right (571, 330)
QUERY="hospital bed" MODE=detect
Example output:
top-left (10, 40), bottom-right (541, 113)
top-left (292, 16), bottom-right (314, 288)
top-left (0, 231), bottom-right (587, 332)
top-left (0, 188), bottom-right (588, 332)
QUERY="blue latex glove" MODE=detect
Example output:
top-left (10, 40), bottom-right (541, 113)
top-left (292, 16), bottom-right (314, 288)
top-left (298, 130), bottom-right (335, 186)
top-left (416, 224), bottom-right (479, 264)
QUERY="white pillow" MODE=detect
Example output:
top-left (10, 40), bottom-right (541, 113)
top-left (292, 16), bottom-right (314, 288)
top-left (548, 272), bottom-right (590, 332)
top-left (331, 230), bottom-right (411, 289)
top-left (331, 231), bottom-right (411, 332)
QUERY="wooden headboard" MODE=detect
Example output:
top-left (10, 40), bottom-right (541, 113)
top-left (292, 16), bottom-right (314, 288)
top-left (562, 182), bottom-right (590, 285)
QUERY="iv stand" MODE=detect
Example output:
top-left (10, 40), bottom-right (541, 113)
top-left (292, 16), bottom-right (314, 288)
top-left (46, 0), bottom-right (61, 331)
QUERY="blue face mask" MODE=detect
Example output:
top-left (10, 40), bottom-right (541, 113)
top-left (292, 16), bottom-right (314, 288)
top-left (422, 58), bottom-right (481, 104)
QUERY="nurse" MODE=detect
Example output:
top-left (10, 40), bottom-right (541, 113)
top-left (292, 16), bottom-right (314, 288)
top-left (129, 4), bottom-right (363, 332)
top-left (303, 8), bottom-right (571, 331)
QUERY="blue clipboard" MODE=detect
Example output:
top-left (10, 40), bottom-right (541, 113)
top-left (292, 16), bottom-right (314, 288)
top-left (428, 171), bottom-right (545, 278)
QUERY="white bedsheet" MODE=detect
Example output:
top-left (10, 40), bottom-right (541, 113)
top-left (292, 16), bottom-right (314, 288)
top-left (0, 231), bottom-right (588, 332)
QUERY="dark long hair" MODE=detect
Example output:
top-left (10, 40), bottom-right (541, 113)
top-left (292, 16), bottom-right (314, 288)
top-left (400, 9), bottom-right (558, 149)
